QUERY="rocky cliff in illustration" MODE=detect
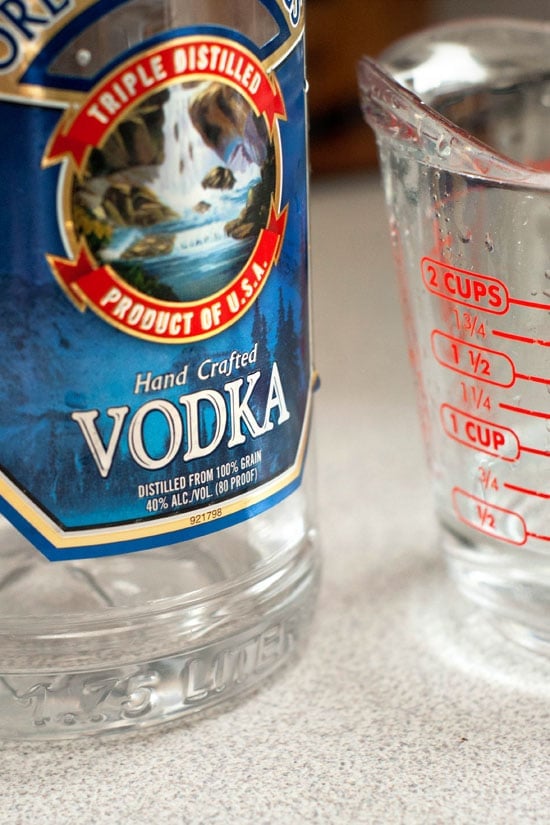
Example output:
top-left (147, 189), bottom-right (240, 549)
top-left (224, 147), bottom-right (275, 241)
top-left (89, 90), bottom-right (170, 174)
top-left (73, 89), bottom-right (179, 264)
top-left (190, 82), bottom-right (273, 242)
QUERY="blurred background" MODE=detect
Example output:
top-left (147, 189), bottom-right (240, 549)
top-left (307, 0), bottom-right (550, 176)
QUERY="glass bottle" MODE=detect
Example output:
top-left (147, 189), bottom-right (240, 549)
top-left (0, 0), bottom-right (318, 738)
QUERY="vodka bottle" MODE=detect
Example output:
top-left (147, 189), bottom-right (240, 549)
top-left (0, 0), bottom-right (318, 738)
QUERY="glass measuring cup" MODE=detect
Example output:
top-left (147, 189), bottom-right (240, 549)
top-left (358, 19), bottom-right (550, 653)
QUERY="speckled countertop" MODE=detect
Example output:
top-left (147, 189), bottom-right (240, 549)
top-left (1, 174), bottom-right (549, 824)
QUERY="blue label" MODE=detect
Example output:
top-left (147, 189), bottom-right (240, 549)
top-left (0, 0), bottom-right (312, 560)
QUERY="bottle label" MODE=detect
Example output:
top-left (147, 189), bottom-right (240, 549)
top-left (0, 0), bottom-right (312, 560)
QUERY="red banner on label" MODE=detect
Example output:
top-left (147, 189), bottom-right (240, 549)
top-left (48, 206), bottom-right (287, 342)
top-left (45, 36), bottom-right (285, 168)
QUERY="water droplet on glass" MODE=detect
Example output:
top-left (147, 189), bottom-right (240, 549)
top-left (484, 233), bottom-right (495, 252)
top-left (436, 135), bottom-right (451, 157)
top-left (545, 270), bottom-right (550, 280)
top-left (531, 290), bottom-right (539, 297)
top-left (460, 230), bottom-right (472, 243)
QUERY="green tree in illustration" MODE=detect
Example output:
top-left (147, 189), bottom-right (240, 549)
top-left (274, 289), bottom-right (301, 395)
top-left (251, 297), bottom-right (269, 362)
top-left (274, 288), bottom-right (287, 365)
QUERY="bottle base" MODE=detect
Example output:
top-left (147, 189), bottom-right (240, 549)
top-left (442, 522), bottom-right (550, 657)
top-left (0, 535), bottom-right (319, 740)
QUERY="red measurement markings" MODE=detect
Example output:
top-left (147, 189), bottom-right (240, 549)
top-left (500, 482), bottom-right (550, 543)
top-left (491, 330), bottom-right (550, 383)
top-left (422, 257), bottom-right (550, 318)
top-left (441, 404), bottom-right (519, 460)
top-left (499, 401), bottom-right (550, 421)
top-left (452, 488), bottom-right (527, 545)
top-left (450, 309), bottom-right (487, 339)
top-left (460, 382), bottom-right (491, 412)
top-left (525, 531), bottom-right (550, 543)
top-left (478, 466), bottom-right (499, 492)
top-left (508, 295), bottom-right (550, 311)
top-left (498, 402), bottom-right (550, 457)
top-left (497, 402), bottom-right (550, 505)
top-left (504, 482), bottom-right (550, 500)
top-left (492, 329), bottom-right (550, 348)
top-left (422, 258), bottom-right (509, 313)
top-left (431, 331), bottom-right (515, 386)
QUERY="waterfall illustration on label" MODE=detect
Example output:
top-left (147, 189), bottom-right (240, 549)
top-left (45, 37), bottom-right (287, 342)
top-left (0, 5), bottom-right (313, 561)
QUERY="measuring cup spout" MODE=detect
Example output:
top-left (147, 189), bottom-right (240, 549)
top-left (358, 18), bottom-right (550, 187)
